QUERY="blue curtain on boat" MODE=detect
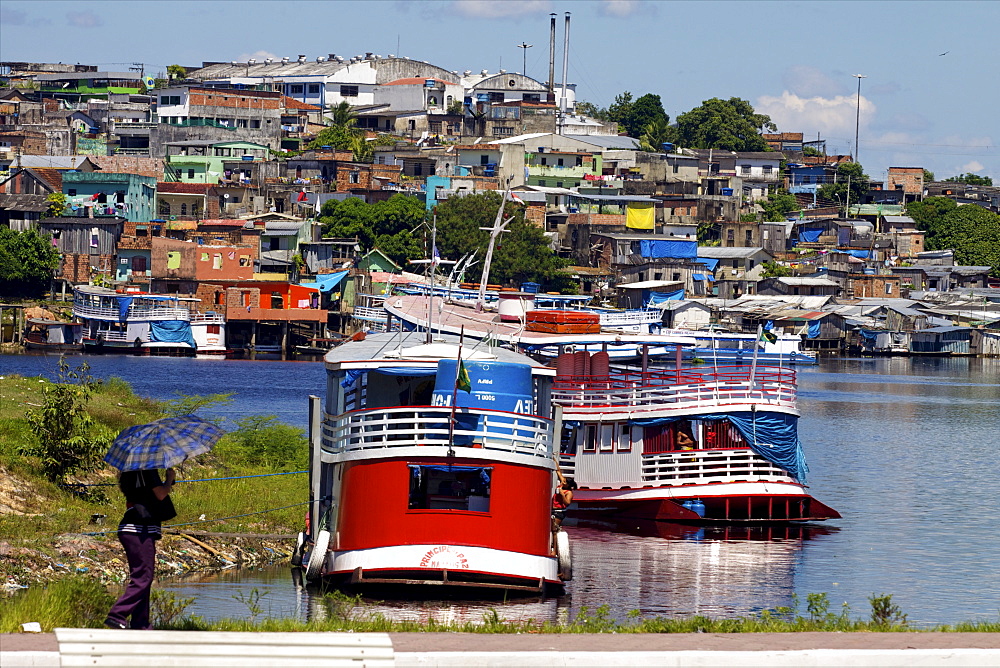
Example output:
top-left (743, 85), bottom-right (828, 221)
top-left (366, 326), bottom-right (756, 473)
top-left (808, 320), bottom-right (821, 338)
top-left (340, 369), bottom-right (365, 388)
top-left (116, 296), bottom-right (133, 323)
top-left (149, 320), bottom-right (196, 349)
top-left (630, 410), bottom-right (807, 481)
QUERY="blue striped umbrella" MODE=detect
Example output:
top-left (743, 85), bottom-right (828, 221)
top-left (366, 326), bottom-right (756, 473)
top-left (104, 416), bottom-right (225, 471)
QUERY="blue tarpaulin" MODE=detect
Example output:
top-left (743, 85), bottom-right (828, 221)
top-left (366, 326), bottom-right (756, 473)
top-left (698, 257), bottom-right (720, 271)
top-left (858, 329), bottom-right (880, 341)
top-left (149, 320), bottom-right (196, 349)
top-left (646, 289), bottom-right (685, 305)
top-left (808, 320), bottom-right (821, 339)
top-left (839, 249), bottom-right (876, 259)
top-left (798, 227), bottom-right (823, 243)
top-left (692, 273), bottom-right (706, 281)
top-left (301, 271), bottom-right (348, 294)
top-left (639, 239), bottom-right (698, 259)
top-left (630, 411), bottom-right (808, 481)
top-left (116, 296), bottom-right (133, 323)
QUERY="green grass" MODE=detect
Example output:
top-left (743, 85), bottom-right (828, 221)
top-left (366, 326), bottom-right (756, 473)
top-left (0, 577), bottom-right (114, 632)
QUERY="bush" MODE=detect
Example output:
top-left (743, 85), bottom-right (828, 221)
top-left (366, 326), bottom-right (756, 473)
top-left (220, 415), bottom-right (309, 470)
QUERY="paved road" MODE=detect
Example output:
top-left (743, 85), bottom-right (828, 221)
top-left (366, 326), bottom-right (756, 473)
top-left (4, 631), bottom-right (1000, 667)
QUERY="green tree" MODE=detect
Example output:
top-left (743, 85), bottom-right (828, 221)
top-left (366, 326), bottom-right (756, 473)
top-left (944, 173), bottom-right (993, 186)
top-left (906, 197), bottom-right (1000, 276)
top-left (434, 191), bottom-right (569, 288)
top-left (324, 101), bottom-right (358, 130)
top-left (575, 100), bottom-right (609, 121)
top-left (446, 100), bottom-right (465, 116)
top-left (923, 169), bottom-right (935, 183)
top-left (606, 91), bottom-right (634, 130)
top-left (21, 358), bottom-right (113, 483)
top-left (802, 146), bottom-right (823, 157)
top-left (607, 92), bottom-right (669, 138)
top-left (45, 192), bottom-right (67, 217)
top-left (761, 260), bottom-right (792, 278)
top-left (0, 227), bottom-right (61, 298)
top-left (319, 193), bottom-right (425, 266)
top-left (671, 97), bottom-right (776, 151)
top-left (639, 117), bottom-right (673, 152)
top-left (817, 162), bottom-right (870, 212)
top-left (760, 191), bottom-right (799, 222)
top-left (166, 64), bottom-right (187, 81)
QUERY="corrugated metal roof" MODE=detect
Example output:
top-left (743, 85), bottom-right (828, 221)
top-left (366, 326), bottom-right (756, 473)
top-left (563, 134), bottom-right (641, 149)
top-left (696, 246), bottom-right (767, 258)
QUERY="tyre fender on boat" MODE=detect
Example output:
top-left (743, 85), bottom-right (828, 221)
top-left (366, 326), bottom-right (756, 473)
top-left (556, 530), bottom-right (572, 581)
top-left (305, 529), bottom-right (330, 581)
top-left (290, 531), bottom-right (307, 567)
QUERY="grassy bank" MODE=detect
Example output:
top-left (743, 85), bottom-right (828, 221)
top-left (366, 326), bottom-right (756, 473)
top-left (3, 580), bottom-right (998, 634)
top-left (0, 369), bottom-right (308, 587)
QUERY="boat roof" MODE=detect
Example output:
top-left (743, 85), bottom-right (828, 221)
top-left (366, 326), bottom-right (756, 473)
top-left (324, 331), bottom-right (555, 375)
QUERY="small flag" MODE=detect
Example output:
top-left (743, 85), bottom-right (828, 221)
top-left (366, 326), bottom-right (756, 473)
top-left (456, 358), bottom-right (471, 393)
top-left (760, 322), bottom-right (778, 345)
top-left (432, 244), bottom-right (441, 267)
top-left (509, 192), bottom-right (525, 205)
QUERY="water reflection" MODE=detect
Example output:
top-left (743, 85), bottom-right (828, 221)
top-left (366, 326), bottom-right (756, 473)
top-left (160, 520), bottom-right (836, 625)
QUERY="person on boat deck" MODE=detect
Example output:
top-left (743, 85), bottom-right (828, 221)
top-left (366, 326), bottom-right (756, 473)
top-left (105, 468), bottom-right (175, 630)
top-left (675, 421), bottom-right (697, 450)
top-left (552, 466), bottom-right (577, 529)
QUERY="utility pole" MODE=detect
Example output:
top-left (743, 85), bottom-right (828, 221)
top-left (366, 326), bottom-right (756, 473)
top-left (516, 42), bottom-right (532, 77)
top-left (853, 74), bottom-right (866, 164)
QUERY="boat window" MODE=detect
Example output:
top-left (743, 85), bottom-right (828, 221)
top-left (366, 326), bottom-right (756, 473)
top-left (408, 465), bottom-right (491, 513)
top-left (703, 420), bottom-right (747, 449)
top-left (583, 425), bottom-right (597, 452)
top-left (618, 424), bottom-right (633, 452)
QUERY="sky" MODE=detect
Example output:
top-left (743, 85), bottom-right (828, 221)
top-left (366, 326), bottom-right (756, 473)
top-left (2, 0), bottom-right (997, 182)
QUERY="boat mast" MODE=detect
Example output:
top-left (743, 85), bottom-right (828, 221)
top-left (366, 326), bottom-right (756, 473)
top-left (476, 190), bottom-right (514, 312)
top-left (427, 215), bottom-right (437, 343)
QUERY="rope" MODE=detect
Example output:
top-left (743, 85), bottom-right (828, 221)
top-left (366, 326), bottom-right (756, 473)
top-left (83, 500), bottom-right (312, 536)
top-left (62, 470), bottom-right (307, 488)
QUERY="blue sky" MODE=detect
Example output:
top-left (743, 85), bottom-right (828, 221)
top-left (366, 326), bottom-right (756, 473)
top-left (2, 0), bottom-right (996, 182)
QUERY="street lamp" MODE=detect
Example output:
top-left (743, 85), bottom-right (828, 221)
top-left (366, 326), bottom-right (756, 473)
top-left (853, 74), bottom-right (866, 164)
top-left (517, 42), bottom-right (533, 77)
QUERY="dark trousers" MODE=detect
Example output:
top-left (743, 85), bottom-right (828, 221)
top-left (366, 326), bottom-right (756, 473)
top-left (107, 531), bottom-right (157, 629)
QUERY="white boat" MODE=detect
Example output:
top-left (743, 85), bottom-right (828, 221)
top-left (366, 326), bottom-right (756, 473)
top-left (550, 347), bottom-right (839, 523)
top-left (72, 286), bottom-right (197, 356)
top-left (298, 331), bottom-right (570, 595)
top-left (660, 328), bottom-right (818, 365)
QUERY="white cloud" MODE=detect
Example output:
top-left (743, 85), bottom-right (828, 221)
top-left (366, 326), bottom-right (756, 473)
top-left (960, 160), bottom-right (985, 174)
top-left (599, 1), bottom-right (653, 17)
top-left (756, 91), bottom-right (875, 138)
top-left (452, 0), bottom-right (551, 19)
top-left (236, 50), bottom-right (279, 63)
top-left (67, 11), bottom-right (102, 28)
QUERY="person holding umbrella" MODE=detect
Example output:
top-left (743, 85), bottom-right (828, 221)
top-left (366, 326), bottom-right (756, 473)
top-left (103, 416), bottom-right (223, 630)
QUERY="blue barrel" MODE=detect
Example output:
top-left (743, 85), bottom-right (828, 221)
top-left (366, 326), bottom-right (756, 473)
top-left (721, 188), bottom-right (733, 196)
top-left (431, 360), bottom-right (535, 445)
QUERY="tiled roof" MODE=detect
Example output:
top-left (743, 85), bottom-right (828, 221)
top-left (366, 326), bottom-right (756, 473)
top-left (32, 168), bottom-right (63, 191)
top-left (281, 96), bottom-right (322, 111)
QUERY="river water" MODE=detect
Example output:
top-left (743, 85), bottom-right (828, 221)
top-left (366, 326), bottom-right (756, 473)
top-left (2, 353), bottom-right (998, 627)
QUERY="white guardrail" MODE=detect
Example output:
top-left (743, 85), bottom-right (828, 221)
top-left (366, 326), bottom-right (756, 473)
top-left (640, 448), bottom-right (795, 484)
top-left (73, 303), bottom-right (191, 321)
top-left (323, 406), bottom-right (553, 459)
top-left (551, 367), bottom-right (797, 414)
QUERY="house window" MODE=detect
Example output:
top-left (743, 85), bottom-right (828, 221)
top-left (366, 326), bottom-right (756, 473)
top-left (429, 121), bottom-right (442, 133)
top-left (523, 93), bottom-right (541, 103)
top-left (67, 189), bottom-right (77, 196)
top-left (180, 203), bottom-right (187, 215)
top-left (250, 119), bottom-right (260, 129)
top-left (427, 95), bottom-right (438, 106)
top-left (673, 272), bottom-right (681, 281)
top-left (762, 165), bottom-right (773, 174)
top-left (349, 170), bottom-right (360, 183)
top-left (727, 229), bottom-right (735, 241)
top-left (540, 157), bottom-right (547, 166)
top-left (492, 126), bottom-right (513, 136)
top-left (214, 147), bottom-right (232, 156)
top-left (557, 158), bottom-right (564, 166)
top-left (290, 84), bottom-right (304, 94)
top-left (741, 164), bottom-right (751, 175)
top-left (340, 85), bottom-right (358, 97)
top-left (488, 92), bottom-right (504, 103)
top-left (576, 156), bottom-right (583, 167)
top-left (308, 84), bottom-right (320, 95)
top-left (556, 181), bottom-right (563, 188)
top-left (538, 180), bottom-right (546, 187)
top-left (746, 230), bottom-right (753, 244)
top-left (132, 256), bottom-right (147, 273)
top-left (886, 283), bottom-right (894, 295)
top-left (187, 169), bottom-right (195, 179)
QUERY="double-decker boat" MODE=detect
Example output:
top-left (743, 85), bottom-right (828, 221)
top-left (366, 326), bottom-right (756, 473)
top-left (299, 331), bottom-right (569, 595)
top-left (550, 345), bottom-right (839, 523)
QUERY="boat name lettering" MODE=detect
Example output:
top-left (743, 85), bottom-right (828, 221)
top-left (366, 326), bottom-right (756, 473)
top-left (419, 545), bottom-right (469, 569)
top-left (477, 379), bottom-right (493, 385)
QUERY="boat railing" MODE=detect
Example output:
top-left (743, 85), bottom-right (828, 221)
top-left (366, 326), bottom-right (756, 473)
top-left (323, 406), bottom-right (553, 459)
top-left (352, 306), bottom-right (388, 321)
top-left (551, 365), bottom-right (796, 412)
top-left (639, 448), bottom-right (796, 484)
top-left (93, 330), bottom-right (134, 343)
top-left (189, 311), bottom-right (225, 324)
top-left (73, 303), bottom-right (191, 322)
top-left (597, 309), bottom-right (662, 326)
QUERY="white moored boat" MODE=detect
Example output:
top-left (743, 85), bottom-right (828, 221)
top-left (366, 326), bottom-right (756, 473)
top-left (299, 331), bottom-right (569, 595)
top-left (550, 346), bottom-right (839, 523)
